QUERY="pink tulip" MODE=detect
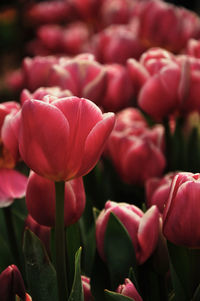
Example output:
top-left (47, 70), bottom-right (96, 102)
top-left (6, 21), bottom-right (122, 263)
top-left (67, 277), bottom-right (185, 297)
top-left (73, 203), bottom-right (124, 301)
top-left (48, 58), bottom-right (106, 105)
top-left (145, 172), bottom-right (177, 214)
top-left (185, 39), bottom-right (200, 58)
top-left (92, 24), bottom-right (145, 64)
top-left (26, 1), bottom-right (71, 24)
top-left (0, 265), bottom-right (28, 301)
top-left (101, 64), bottom-right (134, 112)
top-left (138, 62), bottom-right (181, 121)
top-left (20, 87), bottom-right (72, 105)
top-left (26, 172), bottom-right (86, 227)
top-left (96, 201), bottom-right (160, 264)
top-left (22, 56), bottom-right (59, 91)
top-left (19, 96), bottom-right (115, 181)
top-left (117, 278), bottom-right (143, 301)
top-left (163, 172), bottom-right (200, 247)
top-left (105, 108), bottom-right (165, 185)
top-left (81, 276), bottom-right (94, 301)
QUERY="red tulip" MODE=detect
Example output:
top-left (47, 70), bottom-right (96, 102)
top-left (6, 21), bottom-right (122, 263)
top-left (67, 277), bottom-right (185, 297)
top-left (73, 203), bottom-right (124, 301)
top-left (19, 96), bottom-right (115, 181)
top-left (96, 201), bottom-right (160, 264)
top-left (163, 172), bottom-right (200, 247)
top-left (0, 265), bottom-right (28, 301)
top-left (117, 278), bottom-right (143, 301)
top-left (26, 172), bottom-right (86, 227)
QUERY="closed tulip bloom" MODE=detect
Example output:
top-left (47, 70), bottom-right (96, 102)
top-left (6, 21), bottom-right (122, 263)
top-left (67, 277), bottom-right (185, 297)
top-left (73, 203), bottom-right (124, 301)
top-left (145, 172), bottom-right (177, 213)
top-left (96, 201), bottom-right (160, 264)
top-left (117, 278), bottom-right (143, 301)
top-left (19, 96), bottom-right (115, 181)
top-left (163, 172), bottom-right (200, 247)
top-left (20, 87), bottom-right (72, 105)
top-left (101, 64), bottom-right (134, 112)
top-left (0, 265), bottom-right (29, 301)
top-left (26, 172), bottom-right (86, 227)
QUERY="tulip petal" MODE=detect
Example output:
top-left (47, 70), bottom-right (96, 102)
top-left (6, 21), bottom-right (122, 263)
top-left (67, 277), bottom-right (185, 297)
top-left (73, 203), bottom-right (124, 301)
top-left (0, 169), bottom-right (28, 208)
top-left (19, 99), bottom-right (70, 181)
top-left (54, 97), bottom-right (104, 178)
top-left (137, 205), bottom-right (160, 264)
top-left (76, 112), bottom-right (115, 177)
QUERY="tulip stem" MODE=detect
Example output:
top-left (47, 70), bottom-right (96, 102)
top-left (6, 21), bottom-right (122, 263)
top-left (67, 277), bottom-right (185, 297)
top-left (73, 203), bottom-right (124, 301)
top-left (55, 181), bottom-right (68, 301)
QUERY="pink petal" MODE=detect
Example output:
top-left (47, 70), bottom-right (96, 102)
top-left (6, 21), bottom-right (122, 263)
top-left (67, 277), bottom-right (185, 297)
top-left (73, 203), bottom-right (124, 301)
top-left (19, 99), bottom-right (70, 181)
top-left (0, 169), bottom-right (28, 207)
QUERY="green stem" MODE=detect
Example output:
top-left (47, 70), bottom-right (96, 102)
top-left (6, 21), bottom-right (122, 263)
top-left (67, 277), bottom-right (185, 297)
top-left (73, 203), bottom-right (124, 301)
top-left (55, 181), bottom-right (68, 301)
top-left (3, 206), bottom-right (22, 269)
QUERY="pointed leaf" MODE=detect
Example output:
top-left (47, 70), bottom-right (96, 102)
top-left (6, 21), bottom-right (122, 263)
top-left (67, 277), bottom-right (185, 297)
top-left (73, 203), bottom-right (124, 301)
top-left (104, 213), bottom-right (137, 289)
top-left (68, 247), bottom-right (84, 301)
top-left (23, 229), bottom-right (58, 301)
top-left (105, 290), bottom-right (135, 301)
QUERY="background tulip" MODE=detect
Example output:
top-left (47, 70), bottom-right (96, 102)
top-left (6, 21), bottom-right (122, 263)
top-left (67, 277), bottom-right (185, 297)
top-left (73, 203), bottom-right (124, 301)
top-left (116, 278), bottom-right (143, 301)
top-left (26, 172), bottom-right (86, 227)
top-left (163, 172), bottom-right (200, 247)
top-left (81, 276), bottom-right (94, 301)
top-left (0, 265), bottom-right (26, 301)
top-left (96, 201), bottom-right (160, 264)
top-left (19, 96), bottom-right (115, 181)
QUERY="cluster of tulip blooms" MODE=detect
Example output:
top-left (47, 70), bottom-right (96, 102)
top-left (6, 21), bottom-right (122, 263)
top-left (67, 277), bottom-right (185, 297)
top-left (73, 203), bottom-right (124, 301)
top-left (2, 0), bottom-right (200, 300)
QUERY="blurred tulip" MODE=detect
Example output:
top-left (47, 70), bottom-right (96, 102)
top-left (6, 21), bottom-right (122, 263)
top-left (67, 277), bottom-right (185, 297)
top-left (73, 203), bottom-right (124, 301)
top-left (20, 87), bottom-right (72, 105)
top-left (136, 0), bottom-right (200, 52)
top-left (185, 39), bottom-right (200, 58)
top-left (26, 172), bottom-right (86, 227)
top-left (145, 172), bottom-right (177, 213)
top-left (105, 108), bottom-right (165, 185)
top-left (163, 172), bottom-right (200, 247)
top-left (116, 278), bottom-right (143, 301)
top-left (22, 56), bottom-right (59, 91)
top-left (48, 58), bottom-right (106, 105)
top-left (127, 58), bottom-right (149, 96)
top-left (92, 24), bottom-right (145, 64)
top-left (26, 1), bottom-right (71, 24)
top-left (96, 201), bottom-right (160, 264)
top-left (19, 96), bottom-right (115, 181)
top-left (101, 64), bottom-right (134, 112)
top-left (0, 264), bottom-right (29, 301)
top-left (81, 276), bottom-right (94, 301)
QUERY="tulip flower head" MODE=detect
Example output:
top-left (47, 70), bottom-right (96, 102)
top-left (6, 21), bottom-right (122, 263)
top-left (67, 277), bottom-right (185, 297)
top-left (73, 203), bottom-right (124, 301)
top-left (96, 201), bottom-right (160, 264)
top-left (19, 96), bottom-right (115, 181)
top-left (117, 278), bottom-right (143, 301)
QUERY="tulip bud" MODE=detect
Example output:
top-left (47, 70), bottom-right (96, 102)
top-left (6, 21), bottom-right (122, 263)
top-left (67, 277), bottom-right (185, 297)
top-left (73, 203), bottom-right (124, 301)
top-left (117, 278), bottom-right (143, 301)
top-left (81, 276), bottom-right (94, 301)
top-left (26, 172), bottom-right (86, 227)
top-left (0, 265), bottom-right (26, 301)
top-left (163, 172), bottom-right (200, 247)
top-left (96, 201), bottom-right (160, 264)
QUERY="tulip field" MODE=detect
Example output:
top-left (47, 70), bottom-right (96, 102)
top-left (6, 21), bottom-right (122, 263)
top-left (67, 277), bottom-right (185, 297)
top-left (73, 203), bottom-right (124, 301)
top-left (1, 0), bottom-right (200, 300)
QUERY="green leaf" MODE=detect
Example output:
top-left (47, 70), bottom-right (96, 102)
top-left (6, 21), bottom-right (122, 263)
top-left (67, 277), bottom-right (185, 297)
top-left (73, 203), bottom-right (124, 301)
top-left (23, 229), bottom-right (58, 301)
top-left (66, 222), bottom-right (81, 290)
top-left (167, 241), bottom-right (200, 300)
top-left (0, 233), bottom-right (13, 271)
top-left (68, 247), bottom-right (84, 301)
top-left (104, 213), bottom-right (137, 289)
top-left (105, 290), bottom-right (135, 301)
